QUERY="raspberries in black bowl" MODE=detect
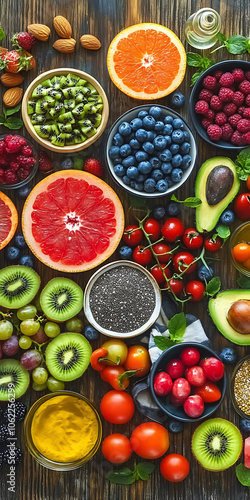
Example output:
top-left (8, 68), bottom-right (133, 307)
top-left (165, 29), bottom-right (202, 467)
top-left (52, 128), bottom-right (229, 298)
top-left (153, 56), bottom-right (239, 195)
top-left (0, 134), bottom-right (38, 189)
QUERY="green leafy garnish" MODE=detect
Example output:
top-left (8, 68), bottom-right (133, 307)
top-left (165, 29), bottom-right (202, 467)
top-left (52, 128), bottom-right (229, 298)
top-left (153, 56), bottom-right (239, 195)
top-left (235, 147), bottom-right (250, 181)
top-left (0, 104), bottom-right (23, 130)
top-left (154, 312), bottom-right (186, 351)
top-left (214, 224), bottom-right (231, 241)
top-left (236, 463), bottom-right (250, 487)
top-left (106, 462), bottom-right (155, 485)
top-left (211, 33), bottom-right (250, 55)
top-left (205, 276), bottom-right (221, 297)
top-left (0, 27), bottom-right (5, 41)
top-left (186, 52), bottom-right (214, 86)
top-left (237, 276), bottom-right (250, 289)
top-left (171, 194), bottom-right (202, 208)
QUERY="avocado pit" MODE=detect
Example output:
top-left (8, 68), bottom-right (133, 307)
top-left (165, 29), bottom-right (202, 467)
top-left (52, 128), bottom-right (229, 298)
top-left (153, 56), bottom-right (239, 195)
top-left (227, 300), bottom-right (250, 334)
top-left (206, 166), bottom-right (234, 206)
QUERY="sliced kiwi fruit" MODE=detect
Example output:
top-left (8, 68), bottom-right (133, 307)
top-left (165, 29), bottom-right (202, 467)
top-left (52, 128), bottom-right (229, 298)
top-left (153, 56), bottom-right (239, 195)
top-left (40, 78), bottom-right (53, 88)
top-left (0, 266), bottom-right (41, 309)
top-left (27, 100), bottom-right (36, 114)
top-left (64, 99), bottom-right (76, 111)
top-left (34, 124), bottom-right (52, 138)
top-left (0, 359), bottom-right (30, 400)
top-left (45, 333), bottom-right (92, 381)
top-left (40, 277), bottom-right (83, 322)
top-left (192, 418), bottom-right (243, 471)
top-left (32, 85), bottom-right (48, 98)
top-left (31, 113), bottom-right (47, 125)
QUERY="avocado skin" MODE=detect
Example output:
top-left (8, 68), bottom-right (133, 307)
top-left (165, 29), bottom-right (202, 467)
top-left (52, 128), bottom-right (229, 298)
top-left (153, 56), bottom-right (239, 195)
top-left (209, 290), bottom-right (250, 345)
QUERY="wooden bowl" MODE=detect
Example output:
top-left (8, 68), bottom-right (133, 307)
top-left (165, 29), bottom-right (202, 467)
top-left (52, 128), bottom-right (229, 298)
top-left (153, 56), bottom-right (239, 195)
top-left (22, 68), bottom-right (109, 153)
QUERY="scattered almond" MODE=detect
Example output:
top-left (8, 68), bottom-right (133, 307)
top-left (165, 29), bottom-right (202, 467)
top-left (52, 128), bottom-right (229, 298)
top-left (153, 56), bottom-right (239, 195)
top-left (53, 38), bottom-right (76, 53)
top-left (80, 34), bottom-right (101, 50)
top-left (27, 24), bottom-right (50, 41)
top-left (1, 72), bottom-right (25, 87)
top-left (3, 87), bottom-right (23, 108)
top-left (0, 47), bottom-right (8, 56)
top-left (53, 15), bottom-right (72, 38)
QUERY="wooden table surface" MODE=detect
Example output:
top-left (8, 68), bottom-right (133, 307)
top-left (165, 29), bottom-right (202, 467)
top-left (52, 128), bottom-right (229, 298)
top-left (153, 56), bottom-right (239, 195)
top-left (1, 0), bottom-right (250, 498)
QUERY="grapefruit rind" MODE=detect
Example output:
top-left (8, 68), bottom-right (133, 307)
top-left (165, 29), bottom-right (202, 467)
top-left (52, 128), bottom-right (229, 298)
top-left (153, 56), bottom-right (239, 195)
top-left (0, 191), bottom-right (18, 251)
top-left (21, 170), bottom-right (124, 273)
top-left (107, 23), bottom-right (186, 100)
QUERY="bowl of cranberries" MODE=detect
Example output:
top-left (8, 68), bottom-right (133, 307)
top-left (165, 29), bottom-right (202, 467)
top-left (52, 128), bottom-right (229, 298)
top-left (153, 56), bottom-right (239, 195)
top-left (150, 342), bottom-right (226, 422)
top-left (190, 60), bottom-right (250, 149)
top-left (0, 134), bottom-right (38, 189)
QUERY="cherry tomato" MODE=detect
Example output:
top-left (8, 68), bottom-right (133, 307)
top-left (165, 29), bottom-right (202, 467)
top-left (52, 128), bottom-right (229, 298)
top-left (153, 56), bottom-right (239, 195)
top-left (166, 278), bottom-right (184, 296)
top-left (243, 258), bottom-right (250, 270)
top-left (194, 381), bottom-right (221, 403)
top-left (133, 245), bottom-right (153, 266)
top-left (151, 264), bottom-right (171, 284)
top-left (185, 280), bottom-right (205, 301)
top-left (160, 454), bottom-right (190, 482)
top-left (144, 218), bottom-right (161, 242)
top-left (161, 218), bottom-right (184, 242)
top-left (173, 251), bottom-right (196, 274)
top-left (247, 176), bottom-right (250, 191)
top-left (123, 225), bottom-right (143, 246)
top-left (232, 243), bottom-right (250, 262)
top-left (102, 434), bottom-right (132, 464)
top-left (234, 193), bottom-right (250, 220)
top-left (90, 347), bottom-right (108, 371)
top-left (124, 345), bottom-right (151, 377)
top-left (183, 228), bottom-right (203, 249)
top-left (130, 422), bottom-right (169, 459)
top-left (100, 391), bottom-right (135, 424)
top-left (152, 242), bottom-right (172, 263)
top-left (101, 340), bottom-right (128, 366)
top-left (204, 236), bottom-right (222, 252)
top-left (100, 366), bottom-right (129, 390)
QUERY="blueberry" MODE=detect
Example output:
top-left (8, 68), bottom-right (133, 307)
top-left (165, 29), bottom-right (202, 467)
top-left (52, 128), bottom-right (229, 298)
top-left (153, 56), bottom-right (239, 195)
top-left (134, 182), bottom-right (144, 191)
top-left (135, 128), bottom-right (148, 142)
top-left (164, 115), bottom-right (173, 124)
top-left (60, 156), bottom-right (74, 169)
top-left (172, 154), bottom-right (183, 168)
top-left (170, 91), bottom-right (185, 108)
top-left (120, 144), bottom-right (132, 157)
top-left (130, 118), bottom-right (143, 131)
top-left (162, 124), bottom-right (173, 136)
top-left (109, 145), bottom-right (120, 159)
top-left (113, 133), bottom-right (124, 146)
top-left (219, 347), bottom-right (237, 364)
top-left (19, 255), bottom-right (34, 268)
top-left (149, 106), bottom-right (162, 120)
top-left (239, 419), bottom-right (250, 433)
top-left (130, 138), bottom-right (140, 150)
top-left (153, 135), bottom-right (167, 151)
top-left (156, 179), bottom-right (168, 192)
top-left (165, 176), bottom-right (174, 187)
top-left (138, 110), bottom-right (148, 119)
top-left (180, 142), bottom-right (191, 155)
top-left (142, 141), bottom-right (154, 154)
top-left (183, 130), bottom-right (190, 142)
top-left (181, 154), bottom-right (192, 170)
top-left (17, 185), bottom-right (31, 199)
top-left (171, 168), bottom-right (183, 183)
top-left (122, 156), bottom-right (136, 168)
top-left (122, 175), bottom-right (131, 186)
top-left (168, 419), bottom-right (184, 433)
top-left (147, 131), bottom-right (155, 141)
top-left (198, 265), bottom-right (214, 282)
top-left (5, 246), bottom-right (21, 262)
top-left (150, 157), bottom-right (161, 169)
top-left (118, 121), bottom-right (132, 136)
top-left (152, 169), bottom-right (163, 182)
top-left (144, 178), bottom-right (156, 192)
top-left (154, 121), bottom-right (164, 132)
top-left (159, 149), bottom-right (172, 162)
top-left (172, 129), bottom-right (184, 144)
top-left (138, 161), bottom-right (152, 174)
top-left (166, 201), bottom-right (180, 216)
top-left (14, 234), bottom-right (27, 250)
top-left (130, 180), bottom-right (136, 189)
top-left (84, 325), bottom-right (99, 341)
top-left (170, 143), bottom-right (180, 155)
top-left (135, 150), bottom-right (148, 162)
top-left (161, 162), bottom-right (172, 175)
top-left (164, 135), bottom-right (172, 147)
top-left (153, 206), bottom-right (166, 220)
top-left (173, 118), bottom-right (185, 130)
top-left (219, 210), bottom-right (235, 226)
top-left (113, 157), bottom-right (122, 165)
top-left (142, 115), bottom-right (156, 130)
top-left (126, 166), bottom-right (139, 179)
top-left (114, 164), bottom-right (126, 177)
top-left (126, 132), bottom-right (135, 142)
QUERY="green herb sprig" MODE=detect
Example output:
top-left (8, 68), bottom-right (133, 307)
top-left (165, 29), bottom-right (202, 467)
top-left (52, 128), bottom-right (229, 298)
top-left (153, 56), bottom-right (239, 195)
top-left (211, 33), bottom-right (250, 55)
top-left (236, 463), bottom-right (250, 487)
top-left (0, 103), bottom-right (23, 130)
top-left (186, 52), bottom-right (214, 86)
top-left (171, 194), bottom-right (202, 208)
top-left (154, 312), bottom-right (186, 351)
top-left (235, 147), bottom-right (250, 181)
top-left (0, 26), bottom-right (5, 41)
top-left (106, 462), bottom-right (155, 485)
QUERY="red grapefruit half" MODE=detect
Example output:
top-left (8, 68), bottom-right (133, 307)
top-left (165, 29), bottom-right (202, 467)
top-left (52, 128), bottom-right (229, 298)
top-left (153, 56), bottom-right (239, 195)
top-left (0, 191), bottom-right (18, 250)
top-left (22, 170), bottom-right (124, 272)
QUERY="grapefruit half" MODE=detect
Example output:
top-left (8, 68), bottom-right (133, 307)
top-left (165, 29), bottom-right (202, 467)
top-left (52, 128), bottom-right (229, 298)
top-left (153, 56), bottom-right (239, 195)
top-left (107, 23), bottom-right (186, 100)
top-left (22, 170), bottom-right (124, 272)
top-left (0, 191), bottom-right (18, 250)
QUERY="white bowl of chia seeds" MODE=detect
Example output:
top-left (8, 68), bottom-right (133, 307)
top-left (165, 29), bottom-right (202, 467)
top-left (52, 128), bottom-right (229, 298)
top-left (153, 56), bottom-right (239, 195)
top-left (83, 260), bottom-right (162, 338)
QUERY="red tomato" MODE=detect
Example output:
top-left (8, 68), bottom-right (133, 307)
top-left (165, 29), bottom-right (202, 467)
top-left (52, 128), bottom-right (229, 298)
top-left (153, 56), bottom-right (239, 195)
top-left (133, 245), bottom-right (153, 266)
top-left (185, 280), bottom-right (205, 301)
top-left (151, 264), bottom-right (171, 284)
top-left (160, 454), bottom-right (190, 482)
top-left (247, 176), bottom-right (250, 191)
top-left (100, 391), bottom-right (135, 424)
top-left (144, 218), bottom-right (161, 242)
top-left (152, 242), bottom-right (172, 263)
top-left (167, 278), bottom-right (184, 296)
top-left (194, 381), bottom-right (221, 403)
top-left (232, 243), bottom-right (250, 263)
top-left (173, 251), bottom-right (196, 274)
top-left (183, 228), bottom-right (203, 249)
top-left (124, 345), bottom-right (151, 377)
top-left (100, 366), bottom-right (129, 390)
top-left (102, 434), bottom-right (132, 464)
top-left (130, 422), bottom-right (169, 459)
top-left (122, 225), bottom-right (143, 246)
top-left (204, 236), bottom-right (222, 252)
top-left (234, 193), bottom-right (250, 220)
top-left (161, 218), bottom-right (184, 242)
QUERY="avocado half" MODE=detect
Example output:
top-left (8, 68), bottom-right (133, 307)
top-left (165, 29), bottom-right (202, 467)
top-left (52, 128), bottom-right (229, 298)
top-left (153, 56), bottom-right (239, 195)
top-left (195, 157), bottom-right (240, 233)
top-left (209, 290), bottom-right (250, 345)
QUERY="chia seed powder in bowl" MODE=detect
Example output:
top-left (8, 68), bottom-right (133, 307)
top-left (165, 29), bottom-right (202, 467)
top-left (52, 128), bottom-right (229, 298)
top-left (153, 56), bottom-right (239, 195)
top-left (84, 261), bottom-right (162, 338)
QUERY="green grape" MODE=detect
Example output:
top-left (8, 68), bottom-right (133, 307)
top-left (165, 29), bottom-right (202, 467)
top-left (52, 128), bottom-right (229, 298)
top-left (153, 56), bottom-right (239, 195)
top-left (17, 304), bottom-right (37, 321)
top-left (20, 319), bottom-right (40, 336)
top-left (44, 322), bottom-right (60, 338)
top-left (32, 381), bottom-right (47, 392)
top-left (32, 367), bottom-right (48, 385)
top-left (65, 317), bottom-right (83, 333)
top-left (33, 295), bottom-right (42, 312)
top-left (19, 335), bottom-right (33, 349)
top-left (0, 320), bottom-right (13, 340)
top-left (47, 377), bottom-right (65, 392)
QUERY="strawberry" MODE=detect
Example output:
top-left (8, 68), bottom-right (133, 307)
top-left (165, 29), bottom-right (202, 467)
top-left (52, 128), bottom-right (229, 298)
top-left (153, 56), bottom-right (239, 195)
top-left (0, 50), bottom-right (35, 73)
top-left (38, 151), bottom-right (53, 174)
top-left (84, 158), bottom-right (104, 178)
top-left (11, 32), bottom-right (36, 52)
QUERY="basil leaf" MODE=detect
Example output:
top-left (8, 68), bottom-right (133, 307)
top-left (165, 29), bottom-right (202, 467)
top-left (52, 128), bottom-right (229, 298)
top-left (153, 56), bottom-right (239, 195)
top-left (0, 27), bottom-right (5, 41)
top-left (206, 277), bottom-right (221, 297)
top-left (171, 194), bottom-right (201, 207)
top-left (154, 336), bottom-right (176, 351)
top-left (237, 276), bottom-right (250, 289)
top-left (186, 52), bottom-right (204, 67)
top-left (3, 117), bottom-right (23, 130)
top-left (106, 467), bottom-right (135, 485)
top-left (136, 462), bottom-right (155, 480)
top-left (4, 103), bottom-right (21, 116)
top-left (129, 194), bottom-right (147, 208)
top-left (236, 464), bottom-right (250, 487)
top-left (168, 312), bottom-right (186, 341)
top-left (215, 224), bottom-right (230, 240)
top-left (217, 32), bottom-right (227, 42)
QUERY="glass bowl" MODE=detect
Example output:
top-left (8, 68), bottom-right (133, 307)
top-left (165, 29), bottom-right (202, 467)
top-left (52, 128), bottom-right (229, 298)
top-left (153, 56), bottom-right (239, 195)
top-left (0, 134), bottom-right (38, 190)
top-left (230, 355), bottom-right (250, 420)
top-left (229, 222), bottom-right (250, 276)
top-left (24, 391), bottom-right (102, 471)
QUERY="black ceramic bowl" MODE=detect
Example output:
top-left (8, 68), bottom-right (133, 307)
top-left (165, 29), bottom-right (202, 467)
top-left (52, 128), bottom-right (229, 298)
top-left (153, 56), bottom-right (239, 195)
top-left (150, 342), bottom-right (226, 422)
top-left (190, 60), bottom-right (250, 150)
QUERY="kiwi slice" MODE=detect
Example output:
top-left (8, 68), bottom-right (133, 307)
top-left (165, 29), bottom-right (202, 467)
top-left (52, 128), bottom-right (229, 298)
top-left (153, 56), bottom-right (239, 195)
top-left (0, 359), bottom-right (30, 400)
top-left (0, 266), bottom-right (41, 309)
top-left (40, 278), bottom-right (83, 322)
top-left (192, 418), bottom-right (243, 471)
top-left (45, 333), bottom-right (92, 381)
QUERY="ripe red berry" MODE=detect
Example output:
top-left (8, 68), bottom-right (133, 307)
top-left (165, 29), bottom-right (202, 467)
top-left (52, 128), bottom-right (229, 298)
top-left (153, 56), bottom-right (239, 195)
top-left (180, 347), bottom-right (200, 366)
top-left (198, 89), bottom-right (212, 102)
top-left (38, 151), bottom-right (53, 174)
top-left (239, 80), bottom-right (250, 95)
top-left (210, 95), bottom-right (223, 111)
top-left (12, 32), bottom-right (36, 51)
top-left (202, 75), bottom-right (217, 90)
top-left (202, 357), bottom-right (224, 382)
top-left (153, 372), bottom-right (173, 396)
top-left (215, 112), bottom-right (227, 126)
top-left (165, 359), bottom-right (185, 379)
top-left (4, 170), bottom-right (17, 184)
top-left (231, 130), bottom-right (244, 146)
top-left (246, 95), bottom-right (250, 106)
top-left (232, 91), bottom-right (245, 106)
top-left (245, 71), bottom-right (250, 81)
top-left (223, 102), bottom-right (237, 116)
top-left (232, 68), bottom-right (245, 83)
top-left (228, 114), bottom-right (242, 128)
top-left (213, 70), bottom-right (223, 80)
top-left (237, 119), bottom-right (250, 133)
top-left (205, 109), bottom-right (215, 121)
top-left (221, 123), bottom-right (233, 141)
top-left (243, 108), bottom-right (250, 119)
top-left (84, 157), bottom-right (104, 178)
top-left (218, 87), bottom-right (234, 103)
top-left (202, 119), bottom-right (212, 130)
top-left (219, 72), bottom-right (234, 87)
top-left (195, 100), bottom-right (209, 115)
top-left (207, 124), bottom-right (222, 141)
top-left (183, 395), bottom-right (204, 418)
top-left (242, 132), bottom-right (250, 144)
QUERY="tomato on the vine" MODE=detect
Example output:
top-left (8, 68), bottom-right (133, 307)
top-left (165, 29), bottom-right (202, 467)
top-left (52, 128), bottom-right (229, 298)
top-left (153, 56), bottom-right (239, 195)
top-left (152, 242), bottom-right (172, 263)
top-left (122, 225), bottom-right (143, 246)
top-left (101, 339), bottom-right (128, 366)
top-left (161, 218), bottom-right (184, 242)
top-left (133, 245), bottom-right (153, 266)
top-left (102, 434), bottom-right (132, 464)
top-left (124, 345), bottom-right (151, 377)
top-left (151, 264), bottom-right (171, 284)
top-left (100, 366), bottom-right (130, 390)
top-left (173, 251), bottom-right (196, 274)
top-left (165, 278), bottom-right (184, 296)
top-left (130, 422), bottom-right (169, 459)
top-left (143, 218), bottom-right (161, 242)
top-left (100, 391), bottom-right (135, 424)
top-left (185, 280), bottom-right (205, 301)
top-left (204, 236), bottom-right (222, 252)
top-left (183, 228), bottom-right (203, 249)
top-left (232, 243), bottom-right (250, 262)
top-left (160, 454), bottom-right (190, 482)
top-left (194, 382), bottom-right (221, 403)
top-left (234, 193), bottom-right (250, 220)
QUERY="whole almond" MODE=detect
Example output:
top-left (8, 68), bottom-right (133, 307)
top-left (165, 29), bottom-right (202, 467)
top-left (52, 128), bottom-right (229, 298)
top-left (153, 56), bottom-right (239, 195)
top-left (3, 87), bottom-right (23, 108)
top-left (53, 15), bottom-right (72, 38)
top-left (80, 34), bottom-right (101, 50)
top-left (0, 47), bottom-right (8, 56)
top-left (28, 24), bottom-right (50, 41)
top-left (53, 38), bottom-right (76, 53)
top-left (1, 72), bottom-right (25, 87)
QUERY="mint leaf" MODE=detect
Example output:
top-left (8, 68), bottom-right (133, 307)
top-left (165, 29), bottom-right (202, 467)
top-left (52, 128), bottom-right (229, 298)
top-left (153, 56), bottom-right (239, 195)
top-left (154, 336), bottom-right (175, 351)
top-left (4, 103), bottom-right (21, 116)
top-left (4, 117), bottom-right (23, 130)
top-left (106, 467), bottom-right (135, 485)
top-left (236, 464), bottom-right (250, 487)
top-left (168, 312), bottom-right (186, 341)
top-left (171, 194), bottom-right (201, 207)
top-left (215, 224), bottom-right (230, 240)
top-left (226, 35), bottom-right (247, 54)
top-left (186, 52), bottom-right (204, 67)
top-left (136, 463), bottom-right (155, 480)
top-left (206, 277), bottom-right (221, 297)
top-left (0, 27), bottom-right (5, 41)
top-left (237, 276), bottom-right (250, 289)
top-left (217, 32), bottom-right (227, 42)
top-left (236, 147), bottom-right (250, 180)
top-left (200, 57), bottom-right (214, 70)
top-left (190, 69), bottom-right (205, 86)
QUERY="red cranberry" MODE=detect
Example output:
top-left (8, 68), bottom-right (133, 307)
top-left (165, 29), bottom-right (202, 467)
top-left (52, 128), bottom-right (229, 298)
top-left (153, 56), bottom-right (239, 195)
top-left (153, 372), bottom-right (173, 396)
top-left (165, 358), bottom-right (185, 379)
top-left (202, 357), bottom-right (224, 382)
top-left (180, 347), bottom-right (200, 366)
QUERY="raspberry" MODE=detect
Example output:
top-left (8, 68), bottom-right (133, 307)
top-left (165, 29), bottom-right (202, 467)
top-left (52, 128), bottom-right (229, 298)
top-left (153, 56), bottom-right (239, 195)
top-left (238, 106), bottom-right (246, 116)
top-left (223, 103), bottom-right (237, 116)
top-left (195, 100), bottom-right (209, 114)
top-left (221, 123), bottom-right (233, 141)
top-left (205, 109), bottom-right (215, 121)
top-left (213, 70), bottom-right (223, 80)
top-left (198, 89), bottom-right (212, 102)
top-left (0, 153), bottom-right (8, 166)
top-left (207, 124), bottom-right (222, 141)
top-left (0, 169), bottom-right (5, 183)
top-left (4, 170), bottom-right (17, 184)
top-left (232, 68), bottom-right (245, 83)
top-left (22, 145), bottom-right (33, 157)
top-left (84, 158), bottom-right (104, 178)
top-left (232, 91), bottom-right (245, 107)
top-left (17, 168), bottom-right (30, 180)
top-left (228, 114), bottom-right (242, 128)
top-left (0, 140), bottom-right (5, 154)
top-left (239, 80), bottom-right (250, 95)
top-left (245, 71), bottom-right (250, 82)
top-left (4, 135), bottom-right (26, 153)
top-left (10, 162), bottom-right (20, 172)
top-left (237, 119), bottom-right (250, 133)
top-left (219, 72), bottom-right (234, 87)
top-left (14, 32), bottom-right (36, 51)
top-left (215, 112), bottom-right (227, 126)
top-left (202, 75), bottom-right (217, 90)
top-left (242, 132), bottom-right (250, 144)
top-left (38, 151), bottom-right (53, 174)
top-left (218, 87), bottom-right (234, 103)
top-left (201, 119), bottom-right (212, 130)
top-left (16, 155), bottom-right (35, 168)
top-left (245, 95), bottom-right (250, 106)
top-left (210, 95), bottom-right (223, 111)
top-left (231, 130), bottom-right (244, 145)
top-left (243, 108), bottom-right (250, 119)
